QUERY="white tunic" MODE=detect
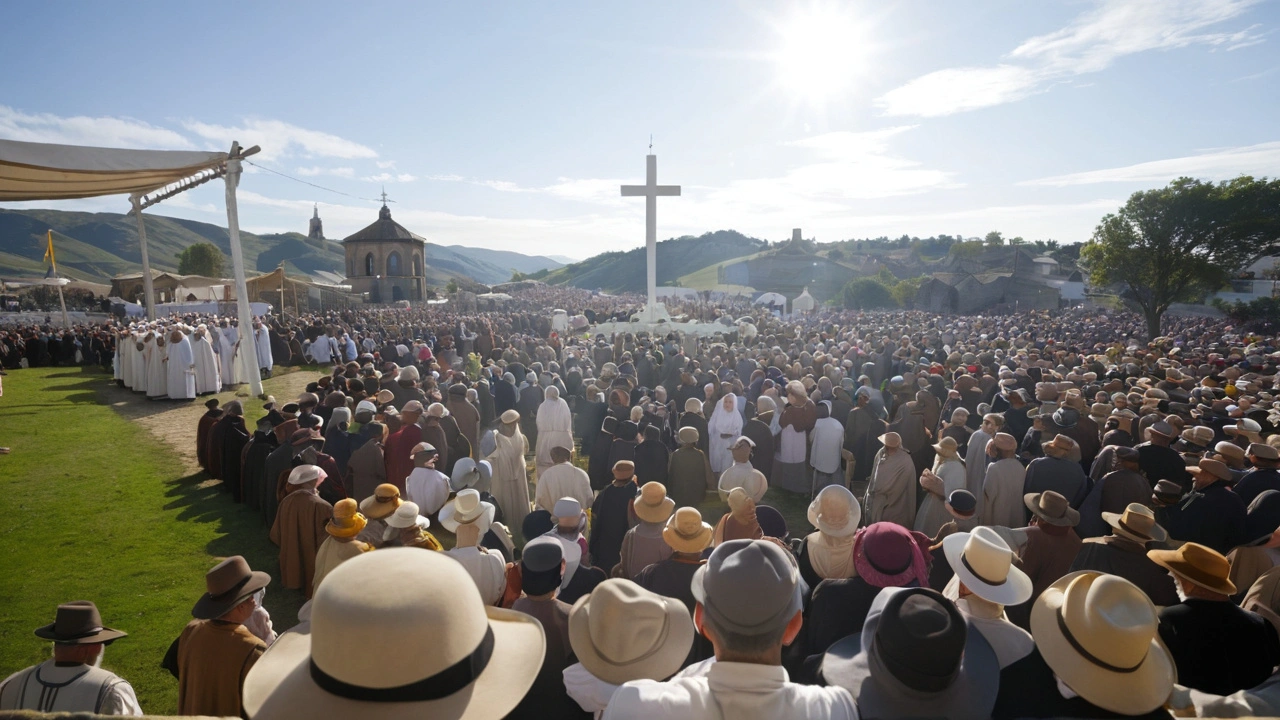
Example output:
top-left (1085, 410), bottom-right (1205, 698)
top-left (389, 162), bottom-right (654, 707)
top-left (219, 326), bottom-right (244, 385)
top-left (0, 661), bottom-right (143, 715)
top-left (253, 325), bottom-right (273, 370)
top-left (191, 333), bottom-right (221, 395)
top-left (145, 339), bottom-right (167, 398)
top-left (534, 395), bottom-right (575, 478)
top-left (446, 546), bottom-right (508, 605)
top-left (166, 334), bottom-right (196, 400)
top-left (405, 467), bottom-right (451, 515)
top-left (535, 462), bottom-right (595, 513)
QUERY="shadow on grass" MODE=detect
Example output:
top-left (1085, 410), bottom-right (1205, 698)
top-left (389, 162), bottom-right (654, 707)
top-left (161, 469), bottom-right (307, 630)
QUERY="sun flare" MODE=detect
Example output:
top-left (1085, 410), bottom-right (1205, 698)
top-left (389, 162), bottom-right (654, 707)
top-left (774, 5), bottom-right (870, 105)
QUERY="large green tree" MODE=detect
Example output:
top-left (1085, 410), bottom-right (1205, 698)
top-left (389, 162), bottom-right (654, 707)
top-left (841, 277), bottom-right (895, 310)
top-left (176, 242), bottom-right (225, 277)
top-left (1082, 176), bottom-right (1280, 339)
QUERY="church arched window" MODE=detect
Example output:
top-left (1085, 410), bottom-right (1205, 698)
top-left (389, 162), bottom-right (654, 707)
top-left (364, 253), bottom-right (375, 276)
top-left (387, 251), bottom-right (402, 276)
top-left (413, 254), bottom-right (422, 276)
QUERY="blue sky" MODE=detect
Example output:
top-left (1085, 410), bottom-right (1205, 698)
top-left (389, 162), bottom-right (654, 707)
top-left (1, 0), bottom-right (1277, 259)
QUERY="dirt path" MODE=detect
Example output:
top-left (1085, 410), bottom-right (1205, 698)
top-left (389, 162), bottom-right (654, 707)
top-left (100, 370), bottom-right (315, 476)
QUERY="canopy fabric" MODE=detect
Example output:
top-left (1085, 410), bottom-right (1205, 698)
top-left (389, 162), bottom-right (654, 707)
top-left (0, 139), bottom-right (227, 201)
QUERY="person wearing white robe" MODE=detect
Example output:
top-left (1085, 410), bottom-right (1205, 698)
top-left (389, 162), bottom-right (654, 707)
top-left (534, 386), bottom-right (574, 479)
top-left (252, 321), bottom-right (273, 378)
top-left (116, 329), bottom-right (131, 388)
top-left (965, 414), bottom-right (1000, 499)
top-left (113, 328), bottom-right (124, 383)
top-left (219, 323), bottom-right (243, 387)
top-left (165, 330), bottom-right (196, 400)
top-left (915, 438), bottom-right (967, 537)
top-left (809, 401), bottom-right (845, 493)
top-left (191, 326), bottom-right (221, 395)
top-left (705, 393), bottom-right (743, 474)
top-left (981, 434), bottom-right (1027, 529)
top-left (145, 333), bottom-right (168, 399)
top-left (485, 413), bottom-right (530, 542)
top-left (130, 333), bottom-right (147, 392)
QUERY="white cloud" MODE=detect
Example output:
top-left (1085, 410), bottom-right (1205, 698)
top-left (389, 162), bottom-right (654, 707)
top-left (362, 172), bottom-right (417, 183)
top-left (0, 105), bottom-right (194, 149)
top-left (376, 160), bottom-right (397, 169)
top-left (877, 0), bottom-right (1265, 117)
top-left (296, 166), bottom-right (355, 178)
top-left (1022, 141), bottom-right (1280, 186)
top-left (183, 118), bottom-right (377, 162)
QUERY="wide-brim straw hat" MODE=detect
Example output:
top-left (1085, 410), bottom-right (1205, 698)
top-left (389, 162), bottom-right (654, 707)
top-left (634, 482), bottom-right (676, 524)
top-left (878, 432), bottom-right (902, 449)
top-left (243, 549), bottom-right (544, 720)
top-left (1031, 571), bottom-right (1174, 716)
top-left (943, 527), bottom-right (1032, 607)
top-left (1148, 541), bottom-right (1236, 596)
top-left (1101, 503), bottom-right (1167, 544)
top-left (326, 499), bottom-right (367, 539)
top-left (439, 489), bottom-right (496, 535)
top-left (359, 484), bottom-right (402, 520)
top-left (807, 485), bottom-right (861, 538)
top-left (663, 508), bottom-right (713, 554)
top-left (568, 579), bottom-right (694, 686)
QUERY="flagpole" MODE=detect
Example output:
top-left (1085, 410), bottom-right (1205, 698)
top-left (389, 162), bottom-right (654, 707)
top-left (47, 230), bottom-right (70, 327)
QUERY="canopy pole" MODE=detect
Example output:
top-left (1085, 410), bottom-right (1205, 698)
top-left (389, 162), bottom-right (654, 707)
top-left (222, 144), bottom-right (264, 398)
top-left (56, 279), bottom-right (69, 327)
top-left (129, 194), bottom-right (156, 320)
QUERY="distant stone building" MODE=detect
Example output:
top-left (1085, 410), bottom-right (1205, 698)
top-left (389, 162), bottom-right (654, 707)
top-left (718, 229), bottom-right (858, 304)
top-left (342, 199), bottom-right (426, 303)
top-left (308, 204), bottom-right (324, 240)
top-left (915, 271), bottom-right (1060, 314)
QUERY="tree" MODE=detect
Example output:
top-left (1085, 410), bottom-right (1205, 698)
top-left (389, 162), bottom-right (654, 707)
top-left (841, 277), bottom-right (895, 310)
top-left (891, 276), bottom-right (924, 308)
top-left (510, 270), bottom-right (526, 282)
top-left (176, 242), bottom-right (224, 276)
top-left (445, 278), bottom-right (459, 294)
top-left (827, 247), bottom-right (845, 261)
top-left (984, 231), bottom-right (1004, 246)
top-left (1081, 176), bottom-right (1280, 339)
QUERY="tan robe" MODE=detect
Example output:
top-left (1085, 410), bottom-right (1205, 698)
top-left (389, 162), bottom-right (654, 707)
top-left (313, 535), bottom-right (372, 592)
top-left (270, 489), bottom-right (332, 597)
top-left (177, 619), bottom-right (265, 718)
top-left (487, 429), bottom-right (530, 539)
top-left (865, 449), bottom-right (917, 528)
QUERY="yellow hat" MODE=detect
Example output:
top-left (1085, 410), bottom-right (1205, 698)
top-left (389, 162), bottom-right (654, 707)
top-left (327, 499), bottom-right (368, 539)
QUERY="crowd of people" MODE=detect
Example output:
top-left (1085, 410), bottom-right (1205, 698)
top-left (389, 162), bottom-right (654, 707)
top-left (6, 288), bottom-right (1280, 719)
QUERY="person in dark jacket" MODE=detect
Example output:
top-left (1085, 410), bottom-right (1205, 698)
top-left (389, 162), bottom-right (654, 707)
top-left (1235, 442), bottom-right (1280, 506)
top-left (241, 418), bottom-right (279, 513)
top-left (633, 425), bottom-right (669, 487)
top-left (677, 398), bottom-right (710, 456)
top-left (196, 399), bottom-right (223, 471)
top-left (1149, 542), bottom-right (1280, 695)
top-left (588, 461), bottom-right (639, 574)
top-left (1161, 458), bottom-right (1247, 554)
top-left (665, 426), bottom-right (713, 509)
top-left (1069, 503), bottom-right (1178, 607)
top-left (743, 395), bottom-right (777, 481)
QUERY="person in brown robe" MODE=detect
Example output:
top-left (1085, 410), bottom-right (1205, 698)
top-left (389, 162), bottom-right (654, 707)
top-left (169, 556), bottom-right (269, 718)
top-left (1007, 491), bottom-right (1083, 630)
top-left (420, 405), bottom-right (450, 476)
top-left (196, 399), bottom-right (222, 470)
top-left (447, 383), bottom-right (480, 458)
top-left (347, 422), bottom-right (387, 502)
top-left (269, 464), bottom-right (333, 598)
top-left (712, 487), bottom-right (764, 546)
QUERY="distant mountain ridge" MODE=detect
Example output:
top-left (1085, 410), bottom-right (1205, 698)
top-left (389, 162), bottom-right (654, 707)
top-left (0, 208), bottom-right (563, 287)
top-left (531, 230), bottom-right (769, 293)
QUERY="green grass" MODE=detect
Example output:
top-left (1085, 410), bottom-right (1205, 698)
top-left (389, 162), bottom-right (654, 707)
top-left (0, 366), bottom-right (308, 714)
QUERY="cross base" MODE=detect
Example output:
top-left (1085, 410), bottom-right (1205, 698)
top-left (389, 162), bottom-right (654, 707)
top-left (631, 303), bottom-right (671, 324)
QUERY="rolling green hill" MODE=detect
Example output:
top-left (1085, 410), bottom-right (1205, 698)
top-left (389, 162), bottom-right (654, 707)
top-left (533, 230), bottom-right (769, 293)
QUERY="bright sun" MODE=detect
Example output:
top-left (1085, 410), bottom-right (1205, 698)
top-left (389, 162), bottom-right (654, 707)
top-left (774, 5), bottom-right (870, 105)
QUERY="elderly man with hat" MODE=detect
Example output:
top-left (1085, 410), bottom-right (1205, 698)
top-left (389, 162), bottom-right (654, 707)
top-left (819, 586), bottom-right (1000, 718)
top-left (443, 489), bottom-right (507, 605)
top-left (982, 432), bottom-right (1027, 529)
top-left (1161, 458), bottom-right (1248, 554)
top-left (667, 426), bottom-right (714, 509)
top-left (243, 549), bottom-right (544, 720)
top-left (548, 498), bottom-right (608, 604)
top-left (795, 485), bottom-right (861, 591)
top-left (1068, 503), bottom-right (1178, 607)
top-left (1236, 441), bottom-right (1280, 505)
top-left (510, 537), bottom-right (581, 718)
top-left (942, 527), bottom-right (1034, 668)
top-left (744, 394), bottom-right (778, 480)
top-left (717, 436), bottom-right (768, 504)
top-left (356, 482), bottom-right (401, 548)
top-left (590, 460), bottom-right (640, 576)
top-left (1024, 434), bottom-right (1089, 517)
top-left (1096, 445), bottom-right (1153, 518)
top-left (865, 431), bottom-right (917, 529)
top-left (1149, 542), bottom-right (1280, 694)
top-left (616, 482), bottom-right (676, 579)
top-left (844, 387), bottom-right (887, 489)
top-left (1006, 491), bottom-right (1082, 630)
top-left (168, 556), bottom-right (271, 717)
top-left (1138, 419), bottom-right (1192, 492)
top-left (993, 571), bottom-right (1176, 719)
top-left (487, 408), bottom-right (531, 541)
top-left (383, 501), bottom-right (443, 550)
top-left (564, 579), bottom-right (696, 718)
top-left (0, 601), bottom-right (141, 714)
top-left (605, 539), bottom-right (858, 720)
top-left (347, 420), bottom-right (387, 501)
top-left (536, 445), bottom-right (595, 514)
top-left (915, 435), bottom-right (967, 538)
top-left (269, 464), bottom-right (333, 598)
top-left (312, 498), bottom-right (373, 592)
top-left (404, 441), bottom-right (450, 518)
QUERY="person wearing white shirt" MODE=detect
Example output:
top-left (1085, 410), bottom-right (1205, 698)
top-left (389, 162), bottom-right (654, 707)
top-left (404, 443), bottom-right (450, 516)
top-left (603, 540), bottom-right (857, 720)
top-left (444, 522), bottom-right (507, 605)
top-left (717, 437), bottom-right (768, 504)
top-left (941, 526), bottom-right (1035, 668)
top-left (809, 401), bottom-right (845, 493)
top-left (536, 446), bottom-right (595, 513)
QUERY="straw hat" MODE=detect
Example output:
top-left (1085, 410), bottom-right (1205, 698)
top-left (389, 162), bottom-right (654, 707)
top-left (612, 460), bottom-right (636, 481)
top-left (726, 486), bottom-right (754, 514)
top-left (807, 485), bottom-right (861, 538)
top-left (386, 502), bottom-right (429, 531)
top-left (634, 482), bottom-right (676, 524)
top-left (568, 579), bottom-right (694, 686)
top-left (1023, 491), bottom-right (1080, 527)
top-left (677, 426), bottom-right (699, 445)
top-left (878, 432), bottom-right (902, 449)
top-left (663, 507), bottom-right (713, 554)
top-left (34, 601), bottom-right (127, 645)
top-left (359, 484), bottom-right (402, 520)
top-left (242, 549), bottom-right (544, 720)
top-left (1180, 425), bottom-right (1214, 447)
top-left (427, 402), bottom-right (450, 418)
top-left (500, 409), bottom-right (520, 424)
top-left (1031, 571), bottom-right (1174, 716)
top-left (943, 527), bottom-right (1032, 607)
top-left (1101, 503), bottom-right (1167, 544)
top-left (1148, 542), bottom-right (1236, 596)
top-left (326, 499), bottom-right (367, 539)
top-left (192, 556), bottom-right (271, 620)
top-left (931, 435), bottom-right (960, 458)
top-left (438, 489), bottom-right (496, 535)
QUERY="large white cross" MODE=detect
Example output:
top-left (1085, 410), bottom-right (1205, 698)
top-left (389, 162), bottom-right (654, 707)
top-left (621, 154), bottom-right (680, 322)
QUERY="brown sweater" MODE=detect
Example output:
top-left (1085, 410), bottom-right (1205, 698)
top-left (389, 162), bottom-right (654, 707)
top-left (176, 619), bottom-right (265, 717)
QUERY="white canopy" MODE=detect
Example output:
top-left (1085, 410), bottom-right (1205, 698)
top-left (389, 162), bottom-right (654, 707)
top-left (0, 139), bottom-right (227, 201)
top-left (792, 289), bottom-right (816, 313)
top-left (753, 292), bottom-right (787, 306)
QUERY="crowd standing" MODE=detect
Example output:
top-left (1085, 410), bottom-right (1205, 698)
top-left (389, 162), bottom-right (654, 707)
top-left (6, 288), bottom-right (1280, 719)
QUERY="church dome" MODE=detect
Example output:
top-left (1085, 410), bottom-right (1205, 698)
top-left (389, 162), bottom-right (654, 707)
top-left (341, 203), bottom-right (424, 244)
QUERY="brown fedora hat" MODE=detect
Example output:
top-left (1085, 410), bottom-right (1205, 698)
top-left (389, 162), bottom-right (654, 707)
top-left (34, 601), bottom-right (127, 645)
top-left (1024, 491), bottom-right (1080, 527)
top-left (1148, 542), bottom-right (1236, 596)
top-left (192, 556), bottom-right (272, 620)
